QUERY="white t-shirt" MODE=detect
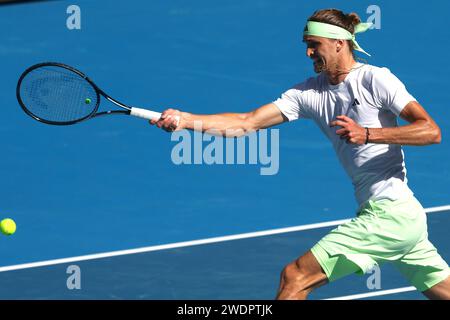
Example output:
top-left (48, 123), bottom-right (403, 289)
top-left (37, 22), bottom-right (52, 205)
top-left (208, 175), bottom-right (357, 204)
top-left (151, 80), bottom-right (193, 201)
top-left (273, 63), bottom-right (416, 207)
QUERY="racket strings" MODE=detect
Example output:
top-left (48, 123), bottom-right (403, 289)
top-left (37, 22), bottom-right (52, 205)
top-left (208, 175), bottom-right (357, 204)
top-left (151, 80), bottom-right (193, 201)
top-left (19, 66), bottom-right (98, 123)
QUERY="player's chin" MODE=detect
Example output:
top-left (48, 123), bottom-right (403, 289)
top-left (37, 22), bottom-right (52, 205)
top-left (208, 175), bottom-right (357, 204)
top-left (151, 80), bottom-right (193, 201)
top-left (313, 62), bottom-right (324, 73)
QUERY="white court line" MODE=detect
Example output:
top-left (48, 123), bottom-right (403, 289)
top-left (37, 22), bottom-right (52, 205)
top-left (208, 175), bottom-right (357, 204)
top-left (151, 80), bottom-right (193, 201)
top-left (424, 205), bottom-right (450, 213)
top-left (324, 286), bottom-right (417, 300)
top-left (0, 218), bottom-right (350, 273)
top-left (1, 204), bottom-right (449, 273)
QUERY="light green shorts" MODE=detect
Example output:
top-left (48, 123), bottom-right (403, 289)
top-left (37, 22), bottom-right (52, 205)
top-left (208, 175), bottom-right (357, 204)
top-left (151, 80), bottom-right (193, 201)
top-left (311, 196), bottom-right (450, 292)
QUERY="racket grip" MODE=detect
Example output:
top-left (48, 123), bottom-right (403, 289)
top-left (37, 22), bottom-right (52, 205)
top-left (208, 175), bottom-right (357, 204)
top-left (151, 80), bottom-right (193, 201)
top-left (130, 107), bottom-right (162, 120)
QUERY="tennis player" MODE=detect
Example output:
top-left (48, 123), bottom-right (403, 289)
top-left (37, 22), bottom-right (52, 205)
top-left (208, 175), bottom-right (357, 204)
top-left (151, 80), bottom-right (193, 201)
top-left (151, 8), bottom-right (450, 300)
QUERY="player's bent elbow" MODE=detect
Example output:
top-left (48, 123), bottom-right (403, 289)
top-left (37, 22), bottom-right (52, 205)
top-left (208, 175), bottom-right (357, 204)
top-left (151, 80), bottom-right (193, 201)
top-left (432, 125), bottom-right (442, 144)
top-left (418, 119), bottom-right (441, 145)
top-left (425, 121), bottom-right (442, 144)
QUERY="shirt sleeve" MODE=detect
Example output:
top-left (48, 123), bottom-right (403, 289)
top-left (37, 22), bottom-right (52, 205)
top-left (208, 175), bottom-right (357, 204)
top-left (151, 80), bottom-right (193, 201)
top-left (272, 85), bottom-right (311, 121)
top-left (371, 67), bottom-right (416, 116)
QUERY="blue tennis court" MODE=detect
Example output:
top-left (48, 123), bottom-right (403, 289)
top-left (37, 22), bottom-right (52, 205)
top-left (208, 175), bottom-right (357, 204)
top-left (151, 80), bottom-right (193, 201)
top-left (0, 0), bottom-right (449, 300)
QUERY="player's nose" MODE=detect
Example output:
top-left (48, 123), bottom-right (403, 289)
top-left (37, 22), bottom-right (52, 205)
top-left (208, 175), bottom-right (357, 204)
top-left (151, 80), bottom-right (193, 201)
top-left (306, 48), bottom-right (314, 58)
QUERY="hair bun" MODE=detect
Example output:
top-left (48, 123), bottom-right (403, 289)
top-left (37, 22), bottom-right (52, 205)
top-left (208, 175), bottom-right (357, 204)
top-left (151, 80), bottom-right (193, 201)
top-left (347, 12), bottom-right (361, 26)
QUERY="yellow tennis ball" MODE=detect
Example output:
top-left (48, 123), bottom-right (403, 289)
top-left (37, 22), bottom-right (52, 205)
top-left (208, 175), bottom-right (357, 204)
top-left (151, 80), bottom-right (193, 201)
top-left (85, 98), bottom-right (91, 104)
top-left (0, 218), bottom-right (16, 236)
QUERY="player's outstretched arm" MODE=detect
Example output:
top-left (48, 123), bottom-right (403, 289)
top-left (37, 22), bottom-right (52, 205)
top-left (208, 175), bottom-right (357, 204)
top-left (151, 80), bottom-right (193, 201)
top-left (150, 103), bottom-right (288, 137)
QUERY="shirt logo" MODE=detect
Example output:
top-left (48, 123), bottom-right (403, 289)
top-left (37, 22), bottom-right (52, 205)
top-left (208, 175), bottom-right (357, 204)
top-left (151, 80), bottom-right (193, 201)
top-left (352, 98), bottom-right (360, 107)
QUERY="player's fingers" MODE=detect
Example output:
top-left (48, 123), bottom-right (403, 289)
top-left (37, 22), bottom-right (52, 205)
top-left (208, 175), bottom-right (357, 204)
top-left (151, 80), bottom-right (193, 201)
top-left (329, 120), bottom-right (346, 128)
top-left (167, 114), bottom-right (181, 128)
top-left (160, 117), bottom-right (176, 131)
top-left (347, 137), bottom-right (357, 144)
top-left (163, 115), bottom-right (175, 125)
top-left (162, 121), bottom-right (177, 132)
top-left (168, 120), bottom-right (178, 131)
top-left (161, 108), bottom-right (179, 119)
top-left (335, 128), bottom-right (348, 135)
top-left (160, 110), bottom-right (171, 119)
top-left (156, 117), bottom-right (170, 128)
top-left (173, 115), bottom-right (181, 128)
top-left (158, 109), bottom-right (182, 131)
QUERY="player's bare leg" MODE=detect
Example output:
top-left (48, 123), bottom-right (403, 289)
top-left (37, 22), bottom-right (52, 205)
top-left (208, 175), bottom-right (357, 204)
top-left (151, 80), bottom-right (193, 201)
top-left (276, 250), bottom-right (328, 300)
top-left (422, 276), bottom-right (450, 300)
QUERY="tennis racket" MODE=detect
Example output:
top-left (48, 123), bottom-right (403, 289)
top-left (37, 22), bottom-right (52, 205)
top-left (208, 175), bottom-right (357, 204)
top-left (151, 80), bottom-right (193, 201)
top-left (16, 62), bottom-right (165, 126)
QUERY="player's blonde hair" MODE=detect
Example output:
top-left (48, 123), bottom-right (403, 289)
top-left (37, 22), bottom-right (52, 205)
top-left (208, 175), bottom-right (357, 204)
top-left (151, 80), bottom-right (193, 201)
top-left (307, 9), bottom-right (362, 55)
top-left (306, 9), bottom-right (367, 72)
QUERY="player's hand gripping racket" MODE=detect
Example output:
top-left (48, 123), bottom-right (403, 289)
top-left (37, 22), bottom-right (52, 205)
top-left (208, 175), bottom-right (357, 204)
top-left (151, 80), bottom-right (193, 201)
top-left (16, 62), bottom-right (167, 126)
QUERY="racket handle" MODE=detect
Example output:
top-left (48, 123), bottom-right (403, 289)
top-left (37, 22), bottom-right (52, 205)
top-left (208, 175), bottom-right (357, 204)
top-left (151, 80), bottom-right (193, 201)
top-left (130, 107), bottom-right (162, 120)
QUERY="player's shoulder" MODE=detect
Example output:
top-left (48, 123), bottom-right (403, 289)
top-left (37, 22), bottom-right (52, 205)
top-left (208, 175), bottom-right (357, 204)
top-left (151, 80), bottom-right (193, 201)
top-left (291, 73), bottom-right (327, 92)
top-left (355, 63), bottom-right (397, 82)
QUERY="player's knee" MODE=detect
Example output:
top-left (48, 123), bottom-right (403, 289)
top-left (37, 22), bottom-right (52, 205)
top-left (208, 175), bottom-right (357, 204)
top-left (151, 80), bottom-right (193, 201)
top-left (281, 261), bottom-right (308, 288)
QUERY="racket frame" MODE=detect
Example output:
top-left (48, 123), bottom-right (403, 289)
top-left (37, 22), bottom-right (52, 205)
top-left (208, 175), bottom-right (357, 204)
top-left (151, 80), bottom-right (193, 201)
top-left (16, 62), bottom-right (135, 125)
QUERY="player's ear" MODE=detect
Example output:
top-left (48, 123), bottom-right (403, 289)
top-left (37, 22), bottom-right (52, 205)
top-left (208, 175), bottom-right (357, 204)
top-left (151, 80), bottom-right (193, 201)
top-left (336, 39), bottom-right (345, 53)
